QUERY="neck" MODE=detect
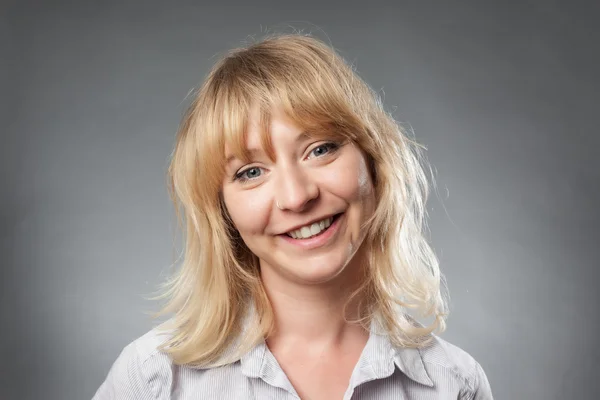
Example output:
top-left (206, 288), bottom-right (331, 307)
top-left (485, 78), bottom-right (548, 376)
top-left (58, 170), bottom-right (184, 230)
top-left (259, 261), bottom-right (370, 351)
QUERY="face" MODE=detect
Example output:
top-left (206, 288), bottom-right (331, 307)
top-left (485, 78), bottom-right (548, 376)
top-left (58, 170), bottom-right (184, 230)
top-left (221, 108), bottom-right (376, 287)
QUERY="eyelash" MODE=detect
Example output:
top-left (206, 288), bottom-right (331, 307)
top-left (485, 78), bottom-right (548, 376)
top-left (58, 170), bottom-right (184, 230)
top-left (233, 142), bottom-right (340, 183)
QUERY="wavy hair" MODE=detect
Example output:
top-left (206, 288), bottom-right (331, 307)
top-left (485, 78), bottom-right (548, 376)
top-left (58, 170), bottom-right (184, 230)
top-left (157, 33), bottom-right (449, 367)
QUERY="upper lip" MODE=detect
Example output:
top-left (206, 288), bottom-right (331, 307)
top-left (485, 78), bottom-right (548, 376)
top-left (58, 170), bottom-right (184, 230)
top-left (279, 213), bottom-right (340, 235)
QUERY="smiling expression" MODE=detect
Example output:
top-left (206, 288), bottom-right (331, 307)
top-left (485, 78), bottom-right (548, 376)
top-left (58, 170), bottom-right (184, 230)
top-left (221, 108), bottom-right (376, 286)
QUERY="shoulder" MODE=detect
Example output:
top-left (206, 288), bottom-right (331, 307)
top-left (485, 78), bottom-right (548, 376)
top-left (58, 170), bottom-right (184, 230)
top-left (92, 328), bottom-right (175, 400)
top-left (418, 335), bottom-right (493, 399)
top-left (128, 327), bottom-right (173, 366)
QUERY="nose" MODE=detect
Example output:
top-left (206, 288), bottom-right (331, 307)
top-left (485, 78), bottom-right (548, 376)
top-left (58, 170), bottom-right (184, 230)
top-left (274, 165), bottom-right (319, 212)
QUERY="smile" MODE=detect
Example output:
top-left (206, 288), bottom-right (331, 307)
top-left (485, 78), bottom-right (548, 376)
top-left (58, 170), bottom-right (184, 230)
top-left (286, 216), bottom-right (334, 239)
top-left (280, 213), bottom-right (343, 249)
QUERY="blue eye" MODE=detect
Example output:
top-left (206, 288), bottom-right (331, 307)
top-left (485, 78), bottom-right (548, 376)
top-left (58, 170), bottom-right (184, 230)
top-left (234, 166), bottom-right (262, 182)
top-left (233, 142), bottom-right (340, 184)
top-left (309, 142), bottom-right (339, 158)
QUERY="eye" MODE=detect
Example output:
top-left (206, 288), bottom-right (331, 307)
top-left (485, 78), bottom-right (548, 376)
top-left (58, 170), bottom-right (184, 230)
top-left (234, 166), bottom-right (263, 183)
top-left (307, 142), bottom-right (340, 159)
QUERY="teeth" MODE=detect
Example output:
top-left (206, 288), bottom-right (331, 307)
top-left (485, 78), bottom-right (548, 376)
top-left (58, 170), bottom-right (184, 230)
top-left (287, 217), bottom-right (333, 239)
top-left (301, 226), bottom-right (312, 237)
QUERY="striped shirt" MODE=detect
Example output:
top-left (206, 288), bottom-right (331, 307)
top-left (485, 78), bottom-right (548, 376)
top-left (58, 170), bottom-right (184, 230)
top-left (93, 318), bottom-right (493, 399)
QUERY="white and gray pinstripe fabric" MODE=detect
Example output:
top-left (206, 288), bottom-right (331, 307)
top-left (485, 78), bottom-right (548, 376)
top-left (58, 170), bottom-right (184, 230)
top-left (93, 317), bottom-right (493, 400)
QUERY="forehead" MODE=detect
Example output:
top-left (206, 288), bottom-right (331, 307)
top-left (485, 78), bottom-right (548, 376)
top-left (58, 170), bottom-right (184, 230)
top-left (223, 106), bottom-right (303, 162)
top-left (221, 101), bottom-right (351, 167)
top-left (221, 104), bottom-right (271, 164)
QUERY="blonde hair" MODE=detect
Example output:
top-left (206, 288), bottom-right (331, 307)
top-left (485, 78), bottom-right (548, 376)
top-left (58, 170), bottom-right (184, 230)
top-left (157, 33), bottom-right (449, 366)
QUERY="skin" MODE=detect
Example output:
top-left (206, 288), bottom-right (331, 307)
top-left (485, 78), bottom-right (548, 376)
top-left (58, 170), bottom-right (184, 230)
top-left (221, 107), bottom-right (377, 399)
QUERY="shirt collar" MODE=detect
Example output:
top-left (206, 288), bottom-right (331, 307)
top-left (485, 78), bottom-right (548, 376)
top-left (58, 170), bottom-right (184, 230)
top-left (237, 310), bottom-right (434, 388)
top-left (348, 317), bottom-right (435, 388)
top-left (240, 340), bottom-right (299, 395)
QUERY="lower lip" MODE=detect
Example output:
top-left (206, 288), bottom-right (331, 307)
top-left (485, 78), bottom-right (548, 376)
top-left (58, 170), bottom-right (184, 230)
top-left (279, 214), bottom-right (343, 250)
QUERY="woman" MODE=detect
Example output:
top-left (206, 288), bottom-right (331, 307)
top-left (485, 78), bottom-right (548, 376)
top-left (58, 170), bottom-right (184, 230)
top-left (93, 33), bottom-right (493, 399)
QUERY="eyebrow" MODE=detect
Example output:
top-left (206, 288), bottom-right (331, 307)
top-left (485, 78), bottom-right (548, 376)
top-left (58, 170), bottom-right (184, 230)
top-left (225, 131), bottom-right (313, 165)
top-left (226, 148), bottom-right (264, 165)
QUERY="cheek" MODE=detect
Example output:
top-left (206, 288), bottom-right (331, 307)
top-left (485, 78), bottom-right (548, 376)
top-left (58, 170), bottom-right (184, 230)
top-left (224, 191), bottom-right (270, 236)
top-left (327, 153), bottom-right (375, 202)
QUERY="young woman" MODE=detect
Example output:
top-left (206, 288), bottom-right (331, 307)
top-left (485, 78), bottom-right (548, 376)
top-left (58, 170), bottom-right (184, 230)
top-left (93, 33), bottom-right (493, 399)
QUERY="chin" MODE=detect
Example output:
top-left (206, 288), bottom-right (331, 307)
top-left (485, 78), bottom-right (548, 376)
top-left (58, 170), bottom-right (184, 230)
top-left (289, 265), bottom-right (347, 285)
top-left (256, 220), bottom-right (366, 286)
top-left (276, 250), bottom-right (357, 285)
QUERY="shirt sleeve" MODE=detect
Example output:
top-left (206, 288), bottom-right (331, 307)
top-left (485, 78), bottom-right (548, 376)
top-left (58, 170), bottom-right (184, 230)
top-left (466, 361), bottom-right (493, 400)
top-left (92, 342), bottom-right (157, 400)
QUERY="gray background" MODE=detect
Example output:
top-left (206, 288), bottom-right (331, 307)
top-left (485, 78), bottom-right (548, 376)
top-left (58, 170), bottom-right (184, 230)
top-left (2, 1), bottom-right (599, 399)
